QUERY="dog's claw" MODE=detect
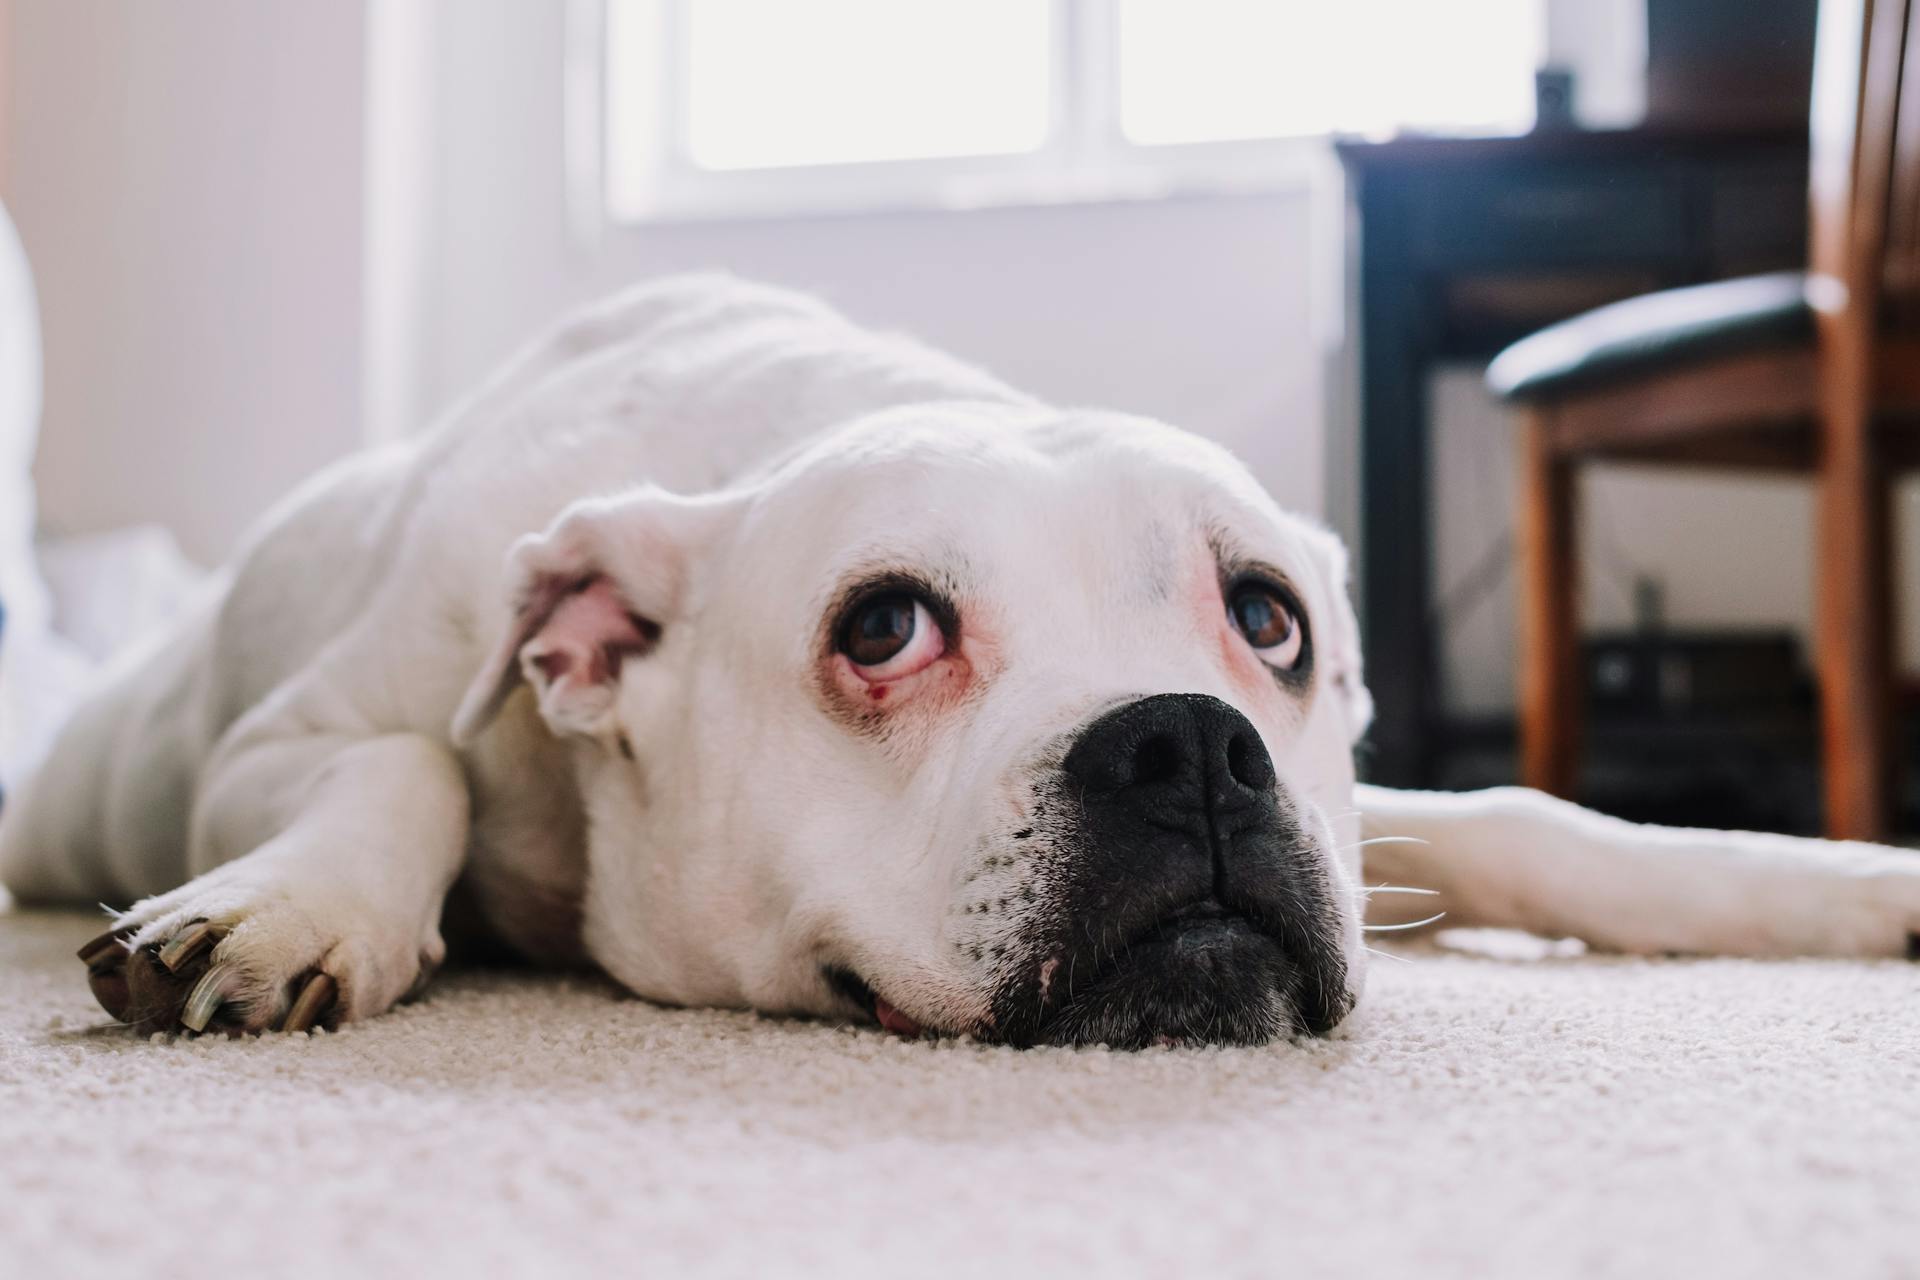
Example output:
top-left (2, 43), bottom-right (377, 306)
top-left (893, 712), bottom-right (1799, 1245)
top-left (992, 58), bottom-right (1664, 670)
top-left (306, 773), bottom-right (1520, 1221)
top-left (122, 945), bottom-right (191, 1032)
top-left (157, 920), bottom-right (218, 973)
top-left (180, 961), bottom-right (243, 1033)
top-left (76, 926), bottom-right (132, 969)
top-left (78, 926), bottom-right (139, 1023)
top-left (280, 973), bottom-right (337, 1033)
top-left (86, 963), bottom-right (133, 1022)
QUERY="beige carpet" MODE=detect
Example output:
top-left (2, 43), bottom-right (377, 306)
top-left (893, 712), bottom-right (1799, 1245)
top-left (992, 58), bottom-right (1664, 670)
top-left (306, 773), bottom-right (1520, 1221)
top-left (3, 908), bottom-right (1917, 1279)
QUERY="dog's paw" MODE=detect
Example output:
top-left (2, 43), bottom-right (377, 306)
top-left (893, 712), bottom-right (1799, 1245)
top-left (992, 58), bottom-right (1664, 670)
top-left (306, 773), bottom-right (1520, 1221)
top-left (78, 919), bottom-right (341, 1036)
top-left (1814, 865), bottom-right (1920, 959)
top-left (76, 872), bottom-right (442, 1036)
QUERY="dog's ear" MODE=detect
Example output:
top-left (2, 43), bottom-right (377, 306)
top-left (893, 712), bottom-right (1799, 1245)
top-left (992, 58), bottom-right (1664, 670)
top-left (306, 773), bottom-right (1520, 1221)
top-left (451, 487), bottom-right (732, 745)
top-left (1301, 524), bottom-right (1373, 747)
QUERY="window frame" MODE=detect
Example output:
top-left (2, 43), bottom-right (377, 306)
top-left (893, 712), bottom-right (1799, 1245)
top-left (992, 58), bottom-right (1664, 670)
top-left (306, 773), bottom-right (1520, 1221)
top-left (571, 0), bottom-right (1401, 229)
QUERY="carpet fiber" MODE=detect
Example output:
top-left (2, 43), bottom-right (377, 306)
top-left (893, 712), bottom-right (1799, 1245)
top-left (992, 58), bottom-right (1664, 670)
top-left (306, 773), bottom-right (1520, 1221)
top-left (4, 907), bottom-right (1917, 1279)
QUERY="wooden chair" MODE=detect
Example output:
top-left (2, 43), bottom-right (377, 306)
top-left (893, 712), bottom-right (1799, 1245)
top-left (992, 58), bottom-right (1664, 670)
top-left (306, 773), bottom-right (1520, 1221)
top-left (1487, 0), bottom-right (1920, 840)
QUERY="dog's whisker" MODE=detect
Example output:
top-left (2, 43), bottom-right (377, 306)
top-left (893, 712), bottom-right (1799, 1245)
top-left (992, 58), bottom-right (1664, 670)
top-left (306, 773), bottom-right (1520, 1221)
top-left (1361, 911), bottom-right (1447, 933)
top-left (1346, 883), bottom-right (1441, 906)
top-left (1362, 945), bottom-right (1412, 965)
top-left (1341, 835), bottom-right (1432, 851)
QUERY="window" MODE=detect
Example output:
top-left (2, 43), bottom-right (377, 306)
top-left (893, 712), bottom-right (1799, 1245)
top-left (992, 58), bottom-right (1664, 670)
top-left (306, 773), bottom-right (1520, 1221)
top-left (1116, 0), bottom-right (1542, 143)
top-left (597, 0), bottom-right (1544, 222)
top-left (682, 0), bottom-right (1051, 170)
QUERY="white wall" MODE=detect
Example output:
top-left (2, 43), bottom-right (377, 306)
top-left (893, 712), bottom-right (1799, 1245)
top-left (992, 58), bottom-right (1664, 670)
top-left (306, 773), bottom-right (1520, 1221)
top-left (409, 2), bottom-right (1327, 525)
top-left (4, 1), bottom-right (1328, 564)
top-left (3, 0), bottom-right (368, 564)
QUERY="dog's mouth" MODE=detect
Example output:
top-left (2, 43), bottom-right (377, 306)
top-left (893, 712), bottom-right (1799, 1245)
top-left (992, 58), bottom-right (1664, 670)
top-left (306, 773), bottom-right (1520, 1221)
top-left (823, 967), bottom-right (925, 1037)
top-left (1007, 900), bottom-right (1319, 1050)
top-left (826, 897), bottom-right (1347, 1051)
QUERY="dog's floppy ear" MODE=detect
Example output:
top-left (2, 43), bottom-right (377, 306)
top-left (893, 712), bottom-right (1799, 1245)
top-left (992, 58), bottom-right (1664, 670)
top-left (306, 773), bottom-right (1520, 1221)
top-left (452, 486), bottom-right (732, 745)
top-left (1301, 524), bottom-right (1373, 747)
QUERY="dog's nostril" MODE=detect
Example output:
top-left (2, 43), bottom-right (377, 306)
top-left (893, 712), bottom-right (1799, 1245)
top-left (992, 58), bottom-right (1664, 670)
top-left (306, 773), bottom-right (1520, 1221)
top-left (1226, 730), bottom-right (1275, 791)
top-left (1064, 693), bottom-right (1273, 799)
top-left (1130, 733), bottom-right (1183, 786)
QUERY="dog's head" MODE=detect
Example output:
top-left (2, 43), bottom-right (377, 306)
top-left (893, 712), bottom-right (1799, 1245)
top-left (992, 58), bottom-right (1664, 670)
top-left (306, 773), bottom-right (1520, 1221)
top-left (456, 405), bottom-right (1372, 1047)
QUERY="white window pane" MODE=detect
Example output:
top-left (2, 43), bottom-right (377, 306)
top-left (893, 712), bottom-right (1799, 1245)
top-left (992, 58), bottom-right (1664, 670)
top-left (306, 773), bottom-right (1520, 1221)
top-left (605, 0), bottom-right (671, 219)
top-left (684, 0), bottom-right (1052, 171)
top-left (1119, 0), bottom-right (1544, 145)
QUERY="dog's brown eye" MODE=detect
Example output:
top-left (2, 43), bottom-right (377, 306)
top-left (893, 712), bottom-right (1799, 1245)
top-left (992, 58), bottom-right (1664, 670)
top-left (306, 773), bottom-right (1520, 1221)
top-left (834, 584), bottom-right (951, 685)
top-left (836, 591), bottom-right (947, 682)
top-left (1228, 581), bottom-right (1304, 670)
top-left (842, 594), bottom-right (919, 666)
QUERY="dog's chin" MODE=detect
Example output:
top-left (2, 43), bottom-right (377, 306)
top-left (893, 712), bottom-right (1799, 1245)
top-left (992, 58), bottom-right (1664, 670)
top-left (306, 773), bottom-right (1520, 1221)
top-left (1008, 915), bottom-right (1314, 1050)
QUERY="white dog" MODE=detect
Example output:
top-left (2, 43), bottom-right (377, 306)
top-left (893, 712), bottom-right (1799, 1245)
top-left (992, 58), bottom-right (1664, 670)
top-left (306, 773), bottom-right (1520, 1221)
top-left (2, 276), bottom-right (1915, 1046)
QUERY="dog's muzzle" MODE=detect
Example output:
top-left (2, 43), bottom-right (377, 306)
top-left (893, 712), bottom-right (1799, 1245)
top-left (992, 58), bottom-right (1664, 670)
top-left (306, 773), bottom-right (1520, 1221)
top-left (991, 693), bottom-right (1350, 1048)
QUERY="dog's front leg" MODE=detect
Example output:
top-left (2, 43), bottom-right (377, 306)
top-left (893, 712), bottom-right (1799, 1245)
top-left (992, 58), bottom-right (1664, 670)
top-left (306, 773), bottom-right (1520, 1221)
top-left (79, 731), bottom-right (468, 1034)
top-left (1355, 784), bottom-right (1920, 958)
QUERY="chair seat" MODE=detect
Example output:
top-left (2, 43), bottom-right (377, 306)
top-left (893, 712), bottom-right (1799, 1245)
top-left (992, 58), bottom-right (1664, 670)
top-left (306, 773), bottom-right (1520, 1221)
top-left (1486, 271), bottom-right (1815, 403)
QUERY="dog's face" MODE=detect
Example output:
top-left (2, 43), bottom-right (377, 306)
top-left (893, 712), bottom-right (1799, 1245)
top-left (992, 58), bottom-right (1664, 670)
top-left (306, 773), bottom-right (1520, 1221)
top-left (457, 406), bottom-right (1372, 1047)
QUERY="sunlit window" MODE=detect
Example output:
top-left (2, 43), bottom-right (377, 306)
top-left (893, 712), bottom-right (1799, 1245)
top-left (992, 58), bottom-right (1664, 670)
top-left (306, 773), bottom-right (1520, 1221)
top-left (1117, 0), bottom-right (1542, 144)
top-left (601, 0), bottom-right (1544, 220)
top-left (684, 0), bottom-right (1052, 170)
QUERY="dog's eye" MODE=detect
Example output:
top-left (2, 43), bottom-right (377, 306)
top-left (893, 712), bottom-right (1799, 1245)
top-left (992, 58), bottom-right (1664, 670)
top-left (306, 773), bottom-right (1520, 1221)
top-left (839, 593), bottom-right (944, 679)
top-left (1228, 581), bottom-right (1304, 670)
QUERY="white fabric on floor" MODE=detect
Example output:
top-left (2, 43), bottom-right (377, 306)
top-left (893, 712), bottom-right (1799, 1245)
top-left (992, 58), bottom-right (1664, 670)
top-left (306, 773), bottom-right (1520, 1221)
top-left (3, 909), bottom-right (1915, 1279)
top-left (0, 199), bottom-right (208, 794)
top-left (0, 198), bottom-right (59, 792)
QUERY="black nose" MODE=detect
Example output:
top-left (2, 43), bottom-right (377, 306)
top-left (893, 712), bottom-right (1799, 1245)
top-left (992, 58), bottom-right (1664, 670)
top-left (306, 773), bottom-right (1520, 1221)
top-left (1059, 693), bottom-right (1288, 917)
top-left (1061, 692), bottom-right (1276, 807)
top-left (1002, 692), bottom-right (1348, 1048)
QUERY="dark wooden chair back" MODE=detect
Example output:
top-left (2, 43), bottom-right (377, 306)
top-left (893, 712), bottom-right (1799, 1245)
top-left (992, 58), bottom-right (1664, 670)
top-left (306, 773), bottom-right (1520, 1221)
top-left (1810, 0), bottom-right (1920, 326)
top-left (1891, 3), bottom-right (1920, 321)
top-left (1807, 0), bottom-right (1913, 839)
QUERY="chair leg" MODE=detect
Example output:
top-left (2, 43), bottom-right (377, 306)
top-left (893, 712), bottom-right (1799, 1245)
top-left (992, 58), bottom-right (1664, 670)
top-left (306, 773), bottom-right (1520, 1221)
top-left (1517, 407), bottom-right (1581, 797)
top-left (1815, 424), bottom-right (1892, 841)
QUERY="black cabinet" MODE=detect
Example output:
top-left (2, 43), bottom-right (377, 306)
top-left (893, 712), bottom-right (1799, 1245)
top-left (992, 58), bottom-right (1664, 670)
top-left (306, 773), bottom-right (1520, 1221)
top-left (1336, 128), bottom-right (1809, 788)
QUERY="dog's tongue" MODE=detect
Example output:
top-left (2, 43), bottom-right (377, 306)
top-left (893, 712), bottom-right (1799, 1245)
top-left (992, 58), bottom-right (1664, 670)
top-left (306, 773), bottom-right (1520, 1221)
top-left (874, 995), bottom-right (922, 1037)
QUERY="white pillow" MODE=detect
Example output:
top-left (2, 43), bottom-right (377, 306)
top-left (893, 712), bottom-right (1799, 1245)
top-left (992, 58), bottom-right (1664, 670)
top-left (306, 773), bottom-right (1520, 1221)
top-left (0, 200), bottom-right (70, 792)
top-left (0, 203), bottom-right (45, 639)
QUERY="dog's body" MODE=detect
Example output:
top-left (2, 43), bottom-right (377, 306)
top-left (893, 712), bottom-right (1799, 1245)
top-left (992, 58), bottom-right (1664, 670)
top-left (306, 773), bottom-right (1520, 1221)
top-left (3, 275), bottom-right (1916, 1045)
